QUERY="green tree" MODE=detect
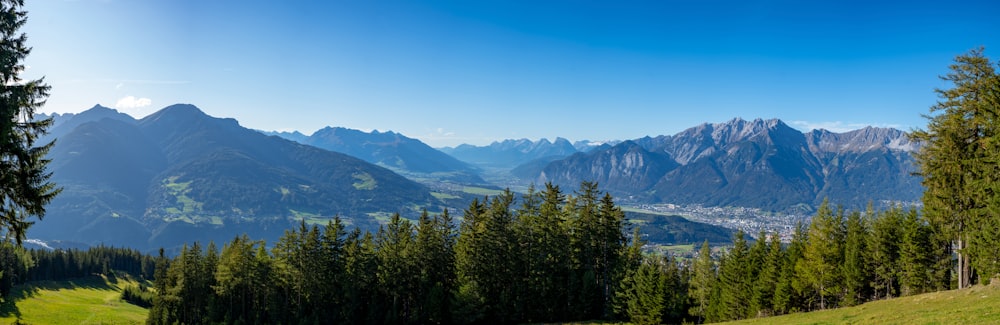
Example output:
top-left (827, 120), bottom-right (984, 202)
top-left (620, 258), bottom-right (667, 325)
top-left (751, 232), bottom-right (783, 316)
top-left (912, 47), bottom-right (1000, 288)
top-left (774, 222), bottom-right (807, 315)
top-left (0, 0), bottom-right (60, 244)
top-left (869, 206), bottom-right (902, 299)
top-left (715, 230), bottom-right (751, 321)
top-left (375, 213), bottom-right (417, 324)
top-left (796, 200), bottom-right (845, 310)
top-left (899, 208), bottom-right (933, 295)
top-left (413, 209), bottom-right (456, 324)
top-left (688, 240), bottom-right (714, 321)
top-left (841, 210), bottom-right (871, 306)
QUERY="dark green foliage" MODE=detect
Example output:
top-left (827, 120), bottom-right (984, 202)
top-left (135, 182), bottom-right (970, 324)
top-left (795, 200), bottom-right (844, 310)
top-left (869, 206), bottom-right (902, 299)
top-left (713, 231), bottom-right (753, 321)
top-left (121, 283), bottom-right (154, 308)
top-left (899, 209), bottom-right (934, 295)
top-left (912, 47), bottom-right (1000, 288)
top-left (750, 231), bottom-right (782, 316)
top-left (1, 244), bottom-right (156, 298)
top-left (688, 241), bottom-right (714, 321)
top-left (0, 240), bottom-right (30, 297)
top-left (0, 0), bottom-right (60, 244)
top-left (773, 222), bottom-right (807, 315)
top-left (841, 210), bottom-right (871, 306)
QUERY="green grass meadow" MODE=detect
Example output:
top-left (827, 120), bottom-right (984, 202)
top-left (720, 283), bottom-right (1000, 325)
top-left (0, 275), bottom-right (148, 325)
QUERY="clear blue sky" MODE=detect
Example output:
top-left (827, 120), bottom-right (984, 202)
top-left (22, 0), bottom-right (1000, 147)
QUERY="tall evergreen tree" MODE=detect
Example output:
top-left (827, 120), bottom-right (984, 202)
top-left (796, 200), bottom-right (845, 310)
top-left (620, 258), bottom-right (667, 325)
top-left (751, 232), bottom-right (783, 317)
top-left (912, 47), bottom-right (1000, 288)
top-left (715, 230), bottom-right (751, 321)
top-left (688, 240), bottom-right (714, 322)
top-left (375, 213), bottom-right (417, 324)
top-left (413, 209), bottom-right (456, 324)
top-left (899, 208), bottom-right (933, 295)
top-left (841, 210), bottom-right (871, 306)
top-left (0, 0), bottom-right (60, 244)
top-left (869, 206), bottom-right (902, 299)
top-left (775, 222), bottom-right (807, 315)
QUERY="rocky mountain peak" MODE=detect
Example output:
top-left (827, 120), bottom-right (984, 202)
top-left (807, 126), bottom-right (916, 153)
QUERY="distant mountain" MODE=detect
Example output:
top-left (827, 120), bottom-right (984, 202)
top-left (268, 127), bottom-right (484, 184)
top-left (40, 104), bottom-right (137, 143)
top-left (34, 104), bottom-right (446, 250)
top-left (537, 118), bottom-right (922, 212)
top-left (441, 137), bottom-right (580, 168)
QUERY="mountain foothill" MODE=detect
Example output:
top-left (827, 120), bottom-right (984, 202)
top-left (32, 104), bottom-right (920, 250)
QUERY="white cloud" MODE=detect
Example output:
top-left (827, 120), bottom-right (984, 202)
top-left (115, 96), bottom-right (152, 110)
top-left (436, 127), bottom-right (455, 136)
top-left (789, 120), bottom-right (905, 133)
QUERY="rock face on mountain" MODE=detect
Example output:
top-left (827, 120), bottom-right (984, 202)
top-left (269, 127), bottom-right (484, 184)
top-left (35, 104), bottom-right (443, 250)
top-left (538, 118), bottom-right (921, 212)
top-left (441, 137), bottom-right (580, 168)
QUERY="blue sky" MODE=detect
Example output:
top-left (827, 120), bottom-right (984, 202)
top-left (22, 0), bottom-right (1000, 147)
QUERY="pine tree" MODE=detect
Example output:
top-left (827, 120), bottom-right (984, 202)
top-left (0, 0), bottom-right (60, 244)
top-left (912, 47), bottom-right (1000, 288)
top-left (688, 240), bottom-right (714, 322)
top-left (375, 213), bottom-right (417, 324)
top-left (899, 208), bottom-right (933, 295)
top-left (841, 210), bottom-right (871, 306)
top-left (414, 209), bottom-right (456, 324)
top-left (621, 258), bottom-right (667, 325)
top-left (796, 200), bottom-right (845, 310)
top-left (716, 230), bottom-right (751, 321)
top-left (869, 206), bottom-right (902, 299)
top-left (775, 222), bottom-right (807, 315)
top-left (752, 232), bottom-right (783, 317)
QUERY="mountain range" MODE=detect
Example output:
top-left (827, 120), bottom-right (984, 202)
top-left (34, 104), bottom-right (451, 250)
top-left (534, 118), bottom-right (922, 212)
top-left (30, 105), bottom-right (924, 250)
top-left (267, 127), bottom-right (486, 184)
top-left (439, 137), bottom-right (611, 169)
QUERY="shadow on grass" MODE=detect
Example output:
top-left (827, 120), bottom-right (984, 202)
top-left (0, 274), bottom-right (121, 319)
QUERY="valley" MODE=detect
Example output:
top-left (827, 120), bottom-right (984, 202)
top-left (27, 104), bottom-right (926, 252)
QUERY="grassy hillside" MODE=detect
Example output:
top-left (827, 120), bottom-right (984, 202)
top-left (0, 275), bottom-right (148, 324)
top-left (721, 284), bottom-right (1000, 325)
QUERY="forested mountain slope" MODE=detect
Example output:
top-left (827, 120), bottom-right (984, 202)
top-left (33, 104), bottom-right (444, 250)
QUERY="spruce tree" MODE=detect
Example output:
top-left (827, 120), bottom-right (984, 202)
top-left (868, 206), bottom-right (902, 299)
top-left (796, 200), bottom-right (845, 310)
top-left (716, 230), bottom-right (751, 320)
top-left (0, 0), bottom-right (60, 243)
top-left (912, 47), bottom-right (1000, 288)
top-left (688, 240), bottom-right (714, 321)
top-left (841, 210), bottom-right (871, 306)
top-left (899, 208), bottom-right (933, 295)
top-left (621, 258), bottom-right (666, 325)
top-left (774, 222), bottom-right (806, 314)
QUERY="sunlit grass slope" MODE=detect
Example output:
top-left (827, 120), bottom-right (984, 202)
top-left (721, 283), bottom-right (1000, 325)
top-left (0, 275), bottom-right (148, 325)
